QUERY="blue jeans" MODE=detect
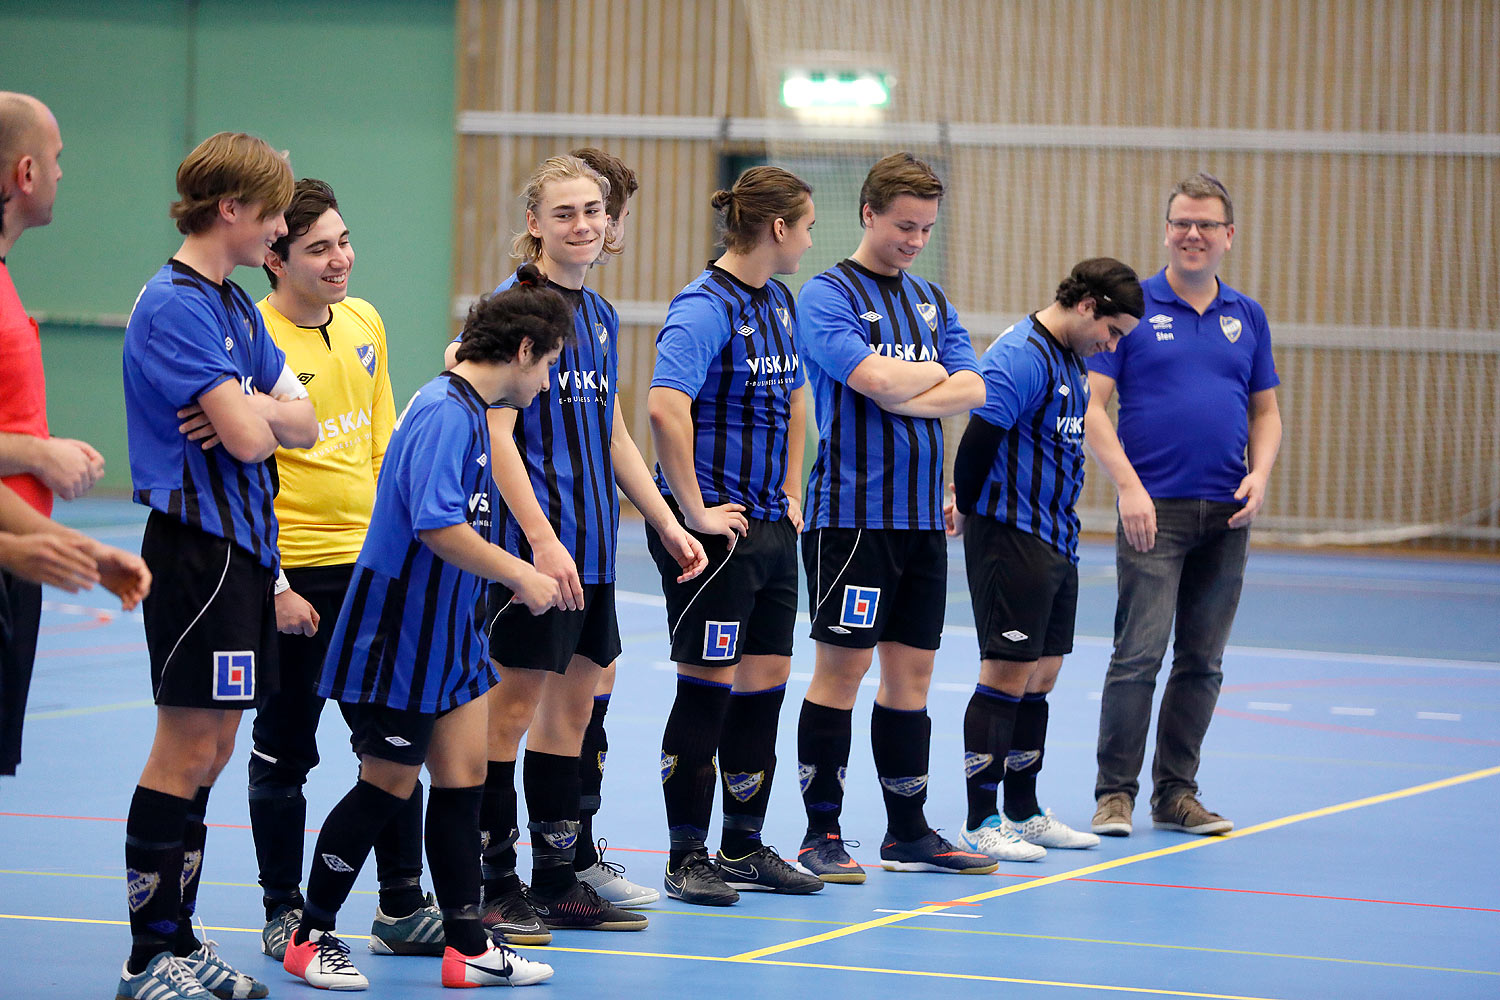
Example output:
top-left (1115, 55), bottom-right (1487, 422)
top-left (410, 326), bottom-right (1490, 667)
top-left (1094, 499), bottom-right (1249, 811)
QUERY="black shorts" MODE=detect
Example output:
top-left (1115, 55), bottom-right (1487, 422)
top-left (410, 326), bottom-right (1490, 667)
top-left (0, 571), bottom-right (42, 775)
top-left (484, 581), bottom-right (621, 673)
top-left (141, 512), bottom-right (279, 709)
top-left (802, 527), bottom-right (946, 650)
top-left (646, 500), bottom-right (798, 668)
top-left (964, 515), bottom-right (1077, 662)
top-left (338, 700), bottom-right (438, 766)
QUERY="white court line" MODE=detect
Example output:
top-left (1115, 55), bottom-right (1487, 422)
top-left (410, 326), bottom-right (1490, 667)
top-left (1331, 706), bottom-right (1377, 716)
top-left (1416, 712), bottom-right (1462, 721)
top-left (616, 590), bottom-right (1500, 672)
top-left (871, 908), bottom-right (980, 920)
top-left (1248, 702), bottom-right (1292, 712)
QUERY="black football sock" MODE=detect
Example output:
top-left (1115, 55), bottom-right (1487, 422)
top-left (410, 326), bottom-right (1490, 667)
top-left (661, 675), bottom-right (731, 868)
top-left (524, 749), bottom-right (581, 899)
top-left (374, 778), bottom-right (425, 918)
top-left (718, 685), bottom-right (785, 858)
top-left (797, 699), bottom-right (853, 836)
top-left (124, 786), bottom-right (192, 975)
top-left (479, 759), bottom-right (519, 902)
top-left (575, 694), bottom-right (610, 872)
top-left (170, 785), bottom-right (212, 956)
top-left (1002, 694), bottom-right (1049, 822)
top-left (871, 702), bottom-right (932, 842)
top-left (964, 685), bottom-right (1019, 829)
top-left (299, 780), bottom-right (406, 936)
top-left (425, 784), bottom-right (487, 956)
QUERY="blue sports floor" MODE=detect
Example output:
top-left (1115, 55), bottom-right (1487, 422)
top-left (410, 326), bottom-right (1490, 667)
top-left (3, 498), bottom-right (1497, 999)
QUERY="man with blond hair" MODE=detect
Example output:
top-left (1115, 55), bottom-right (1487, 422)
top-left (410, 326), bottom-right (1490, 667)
top-left (117, 131), bottom-right (317, 1000)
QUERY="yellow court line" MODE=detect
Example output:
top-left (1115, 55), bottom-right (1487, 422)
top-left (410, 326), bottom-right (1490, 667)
top-left (731, 763), bottom-right (1500, 961)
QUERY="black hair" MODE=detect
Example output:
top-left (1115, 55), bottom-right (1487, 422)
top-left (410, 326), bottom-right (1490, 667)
top-left (455, 262), bottom-right (575, 364)
top-left (263, 177), bottom-right (340, 289)
top-left (1055, 257), bottom-right (1144, 319)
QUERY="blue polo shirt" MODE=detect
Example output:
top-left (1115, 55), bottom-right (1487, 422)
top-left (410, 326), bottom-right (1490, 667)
top-left (1089, 269), bottom-right (1277, 502)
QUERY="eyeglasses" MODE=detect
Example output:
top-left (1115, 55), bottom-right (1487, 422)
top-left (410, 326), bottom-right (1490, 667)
top-left (1167, 218), bottom-right (1230, 234)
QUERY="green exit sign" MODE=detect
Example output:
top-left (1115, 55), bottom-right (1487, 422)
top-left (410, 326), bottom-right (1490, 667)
top-left (781, 71), bottom-right (891, 109)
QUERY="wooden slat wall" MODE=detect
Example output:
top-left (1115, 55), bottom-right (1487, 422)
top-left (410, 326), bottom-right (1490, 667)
top-left (455, 0), bottom-right (1499, 546)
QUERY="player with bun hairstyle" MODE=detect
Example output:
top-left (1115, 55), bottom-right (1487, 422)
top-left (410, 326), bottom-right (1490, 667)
top-left (446, 155), bottom-right (706, 942)
top-left (648, 166), bottom-right (823, 905)
top-left (282, 266), bottom-right (568, 991)
top-left (946, 258), bottom-right (1142, 864)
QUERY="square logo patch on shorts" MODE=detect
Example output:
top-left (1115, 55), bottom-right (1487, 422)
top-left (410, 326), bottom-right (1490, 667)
top-left (840, 585), bottom-right (880, 628)
top-left (212, 651), bottom-right (255, 701)
top-left (703, 621), bottom-right (740, 661)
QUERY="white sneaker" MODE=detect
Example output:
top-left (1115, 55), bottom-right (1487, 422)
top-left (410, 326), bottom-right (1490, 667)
top-left (283, 928), bottom-right (369, 991)
top-left (1003, 808), bottom-right (1101, 849)
top-left (959, 815), bottom-right (1046, 862)
top-left (441, 939), bottom-right (554, 987)
top-left (577, 842), bottom-right (661, 906)
top-left (116, 952), bottom-right (213, 1000)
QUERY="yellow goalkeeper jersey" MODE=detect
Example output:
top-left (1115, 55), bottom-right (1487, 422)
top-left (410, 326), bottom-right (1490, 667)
top-left (258, 295), bottom-right (396, 568)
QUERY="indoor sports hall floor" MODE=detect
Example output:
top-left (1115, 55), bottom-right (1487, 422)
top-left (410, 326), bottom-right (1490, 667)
top-left (3, 498), bottom-right (1497, 999)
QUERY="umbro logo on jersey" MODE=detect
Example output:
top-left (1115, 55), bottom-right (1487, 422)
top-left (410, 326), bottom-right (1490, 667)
top-left (859, 310), bottom-right (882, 322)
top-left (384, 736), bottom-right (412, 747)
top-left (1058, 384), bottom-right (1071, 396)
top-left (224, 336), bottom-right (235, 352)
top-left (297, 372), bottom-right (316, 385)
top-left (321, 853), bottom-right (355, 873)
top-left (477, 453), bottom-right (488, 467)
top-left (1001, 629), bottom-right (1029, 642)
top-left (737, 324), bottom-right (755, 337)
top-left (1149, 313), bottom-right (1174, 328)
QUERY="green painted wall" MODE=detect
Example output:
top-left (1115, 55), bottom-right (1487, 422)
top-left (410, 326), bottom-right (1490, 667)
top-left (2, 0), bottom-right (454, 492)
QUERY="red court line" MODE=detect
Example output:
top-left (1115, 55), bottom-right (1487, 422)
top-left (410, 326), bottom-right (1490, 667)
top-left (920, 900), bottom-right (982, 907)
top-left (38, 616), bottom-right (112, 636)
top-left (1214, 707), bottom-right (1500, 747)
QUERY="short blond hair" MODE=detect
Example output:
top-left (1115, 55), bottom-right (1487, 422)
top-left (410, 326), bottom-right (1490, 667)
top-left (170, 132), bottom-right (293, 235)
top-left (511, 155), bottom-right (610, 263)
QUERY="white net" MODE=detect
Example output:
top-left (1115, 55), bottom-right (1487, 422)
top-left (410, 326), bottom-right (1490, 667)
top-left (739, 0), bottom-right (1500, 548)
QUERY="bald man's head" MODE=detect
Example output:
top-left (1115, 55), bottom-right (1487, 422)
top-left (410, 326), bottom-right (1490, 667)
top-left (0, 92), bottom-right (63, 239)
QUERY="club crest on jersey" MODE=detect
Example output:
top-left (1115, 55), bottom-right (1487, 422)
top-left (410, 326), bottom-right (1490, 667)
top-left (775, 306), bottom-right (790, 329)
top-left (596, 322), bottom-right (608, 346)
top-left (916, 302), bottom-right (938, 332)
top-left (703, 620), bottom-right (740, 661)
top-left (127, 869), bottom-right (160, 912)
top-left (212, 651), bottom-right (255, 701)
top-left (356, 343), bottom-right (377, 376)
top-left (660, 752), bottom-right (678, 783)
top-left (1006, 749), bottom-right (1042, 772)
top-left (1220, 315), bottom-right (1242, 343)
top-left (963, 751), bottom-right (994, 779)
top-left (724, 770), bottom-right (765, 803)
top-left (797, 762), bottom-right (816, 794)
top-left (840, 585), bottom-right (880, 629)
top-left (879, 774), bottom-right (929, 798)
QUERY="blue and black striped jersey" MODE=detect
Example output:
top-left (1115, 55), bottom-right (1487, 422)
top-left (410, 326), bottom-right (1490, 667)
top-left (651, 263), bottom-right (805, 520)
top-left (971, 314), bottom-right (1090, 562)
top-left (318, 371), bottom-right (501, 713)
top-left (124, 260), bottom-right (288, 570)
top-left (493, 270), bottom-right (620, 583)
top-left (799, 259), bottom-right (979, 530)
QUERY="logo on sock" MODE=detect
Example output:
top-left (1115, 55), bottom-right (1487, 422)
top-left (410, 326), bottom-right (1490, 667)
top-left (837, 764), bottom-right (847, 790)
top-left (179, 850), bottom-right (202, 892)
top-left (596, 750), bottom-right (607, 773)
top-left (797, 762), bottom-right (816, 794)
top-left (840, 585), bottom-right (880, 628)
top-left (879, 774), bottom-right (929, 798)
top-left (660, 752), bottom-right (678, 783)
top-left (724, 771), bottom-right (765, 803)
top-left (1005, 749), bottom-right (1042, 772)
top-left (321, 852), bottom-right (355, 873)
top-left (539, 825), bottom-right (578, 850)
top-left (212, 650), bottom-right (255, 701)
top-left (963, 751), bottom-right (994, 779)
top-left (126, 869), bottom-right (160, 912)
top-left (703, 620), bottom-right (740, 661)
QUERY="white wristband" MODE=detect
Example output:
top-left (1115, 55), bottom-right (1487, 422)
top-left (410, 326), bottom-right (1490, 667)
top-left (274, 569), bottom-right (291, 595)
top-left (271, 362), bottom-right (310, 400)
